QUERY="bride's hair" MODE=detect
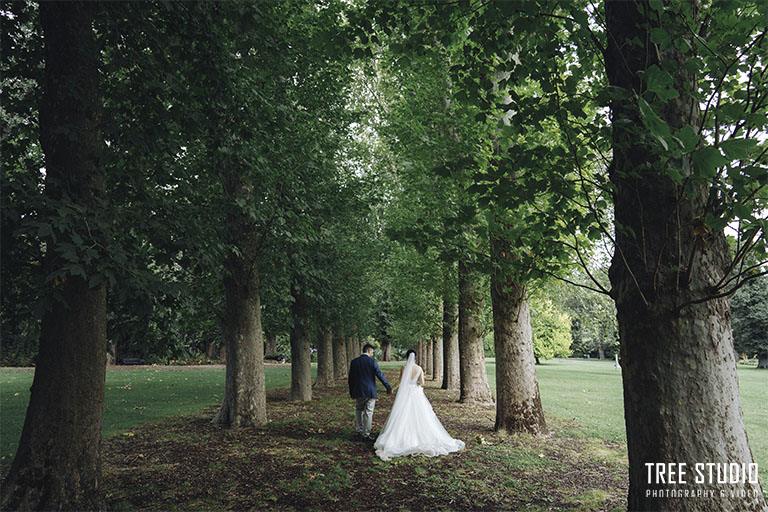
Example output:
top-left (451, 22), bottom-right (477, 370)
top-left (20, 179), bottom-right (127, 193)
top-left (405, 349), bottom-right (416, 359)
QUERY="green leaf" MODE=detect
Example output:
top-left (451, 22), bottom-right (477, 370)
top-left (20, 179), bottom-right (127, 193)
top-left (720, 138), bottom-right (758, 161)
top-left (644, 66), bottom-right (678, 101)
top-left (675, 125), bottom-right (698, 153)
top-left (692, 147), bottom-right (728, 178)
top-left (637, 96), bottom-right (671, 140)
top-left (649, 28), bottom-right (672, 50)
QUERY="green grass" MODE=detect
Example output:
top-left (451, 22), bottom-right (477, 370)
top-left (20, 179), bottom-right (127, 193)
top-left (0, 364), bottom-right (304, 466)
top-left (1, 359), bottom-right (765, 483)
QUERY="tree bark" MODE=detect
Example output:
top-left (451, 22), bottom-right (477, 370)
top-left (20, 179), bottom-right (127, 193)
top-left (352, 329), bottom-right (361, 358)
top-left (442, 291), bottom-right (460, 390)
top-left (606, 1), bottom-right (764, 509)
top-left (490, 236), bottom-right (546, 434)
top-left (598, 346), bottom-right (605, 360)
top-left (315, 327), bottom-right (335, 387)
top-left (426, 337), bottom-right (434, 379)
top-left (289, 282), bottom-right (311, 401)
top-left (433, 332), bottom-right (443, 384)
top-left (346, 334), bottom-right (355, 368)
top-left (213, 253), bottom-right (266, 426)
top-left (212, 168), bottom-right (265, 425)
top-left (458, 260), bottom-right (494, 404)
top-left (758, 354), bottom-right (768, 369)
top-left (332, 327), bottom-right (347, 383)
top-left (1, 4), bottom-right (107, 510)
top-left (107, 339), bottom-right (118, 366)
top-left (381, 339), bottom-right (391, 361)
top-left (264, 330), bottom-right (277, 356)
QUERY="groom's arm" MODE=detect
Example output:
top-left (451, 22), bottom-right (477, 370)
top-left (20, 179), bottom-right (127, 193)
top-left (373, 360), bottom-right (391, 392)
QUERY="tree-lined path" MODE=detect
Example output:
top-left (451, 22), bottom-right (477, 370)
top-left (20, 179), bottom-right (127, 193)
top-left (2, 0), bottom-right (767, 510)
top-left (100, 367), bottom-right (629, 511)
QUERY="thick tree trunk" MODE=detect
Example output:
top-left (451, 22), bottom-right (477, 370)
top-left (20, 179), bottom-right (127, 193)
top-left (213, 256), bottom-right (266, 426)
top-left (289, 282), bottom-right (311, 401)
top-left (606, 1), bottom-right (764, 509)
top-left (442, 292), bottom-right (460, 390)
top-left (264, 330), bottom-right (277, 356)
top-left (213, 168), bottom-right (265, 425)
top-left (332, 327), bottom-right (347, 383)
top-left (598, 346), bottom-right (605, 360)
top-left (489, 237), bottom-right (546, 434)
top-left (757, 354), bottom-right (768, 369)
top-left (1, 4), bottom-right (107, 510)
top-left (315, 327), bottom-right (335, 387)
top-left (425, 338), bottom-right (434, 379)
top-left (433, 332), bottom-right (443, 384)
top-left (381, 339), bottom-right (391, 361)
top-left (458, 260), bottom-right (494, 404)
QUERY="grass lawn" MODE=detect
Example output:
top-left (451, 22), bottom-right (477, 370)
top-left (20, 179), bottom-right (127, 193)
top-left (1, 359), bottom-right (765, 488)
top-left (0, 364), bottom-right (305, 467)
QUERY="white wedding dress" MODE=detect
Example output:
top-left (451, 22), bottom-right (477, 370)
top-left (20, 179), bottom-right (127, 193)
top-left (374, 353), bottom-right (465, 461)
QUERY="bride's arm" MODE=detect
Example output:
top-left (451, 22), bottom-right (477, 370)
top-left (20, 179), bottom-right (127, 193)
top-left (418, 366), bottom-right (425, 387)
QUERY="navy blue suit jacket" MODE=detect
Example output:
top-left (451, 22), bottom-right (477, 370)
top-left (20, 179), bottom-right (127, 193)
top-left (348, 354), bottom-right (391, 399)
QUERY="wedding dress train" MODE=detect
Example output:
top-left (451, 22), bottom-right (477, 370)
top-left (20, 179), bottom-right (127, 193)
top-left (374, 353), bottom-right (465, 461)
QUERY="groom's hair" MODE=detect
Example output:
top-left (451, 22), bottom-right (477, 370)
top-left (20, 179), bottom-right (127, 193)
top-left (405, 349), bottom-right (416, 359)
top-left (362, 343), bottom-right (375, 353)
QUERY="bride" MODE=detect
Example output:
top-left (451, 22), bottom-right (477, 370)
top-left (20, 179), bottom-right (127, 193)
top-left (374, 350), bottom-right (465, 461)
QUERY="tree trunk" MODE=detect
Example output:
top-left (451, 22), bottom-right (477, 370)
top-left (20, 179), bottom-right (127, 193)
top-left (534, 356), bottom-right (540, 365)
top-left (264, 330), bottom-right (277, 356)
top-left (213, 254), bottom-right (266, 426)
top-left (425, 337), bottom-right (434, 379)
top-left (218, 343), bottom-right (227, 364)
top-left (598, 346), bottom-right (605, 360)
top-left (346, 334), bottom-right (355, 368)
top-left (442, 291), bottom-right (460, 390)
top-left (315, 327), bottom-right (335, 387)
top-left (606, 1), bottom-right (765, 509)
top-left (352, 329), bottom-right (361, 358)
top-left (458, 260), bottom-right (494, 404)
top-left (489, 237), bottom-right (546, 434)
top-left (213, 169), bottom-right (265, 426)
top-left (107, 339), bottom-right (118, 366)
top-left (381, 339), bottom-right (391, 361)
top-left (289, 282), bottom-right (311, 401)
top-left (758, 354), bottom-right (768, 369)
top-left (433, 332), bottom-right (443, 384)
top-left (1, 4), bottom-right (107, 510)
top-left (332, 327), bottom-right (347, 383)
top-left (205, 339), bottom-right (216, 360)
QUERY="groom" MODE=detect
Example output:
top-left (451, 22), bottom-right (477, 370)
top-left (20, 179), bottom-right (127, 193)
top-left (348, 343), bottom-right (391, 441)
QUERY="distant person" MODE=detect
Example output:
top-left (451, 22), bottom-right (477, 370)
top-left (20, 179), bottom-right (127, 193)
top-left (348, 344), bottom-right (391, 441)
top-left (374, 350), bottom-right (465, 461)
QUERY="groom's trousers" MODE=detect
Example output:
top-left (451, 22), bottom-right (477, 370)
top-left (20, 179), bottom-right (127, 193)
top-left (355, 397), bottom-right (376, 436)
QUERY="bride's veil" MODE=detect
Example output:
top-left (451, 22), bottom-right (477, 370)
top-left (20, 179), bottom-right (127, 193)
top-left (400, 352), bottom-right (419, 388)
top-left (376, 352), bottom-right (418, 438)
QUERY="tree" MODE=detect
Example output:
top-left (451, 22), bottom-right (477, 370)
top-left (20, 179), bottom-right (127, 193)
top-left (605, 0), bottom-right (765, 508)
top-left (1, 3), bottom-right (107, 509)
top-left (529, 297), bottom-right (573, 363)
top-left (732, 276), bottom-right (768, 369)
top-left (441, 284), bottom-right (460, 391)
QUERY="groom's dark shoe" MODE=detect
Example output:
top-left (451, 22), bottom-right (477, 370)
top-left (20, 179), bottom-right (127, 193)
top-left (362, 434), bottom-right (376, 442)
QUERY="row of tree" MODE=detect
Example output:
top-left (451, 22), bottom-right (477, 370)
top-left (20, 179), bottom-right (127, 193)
top-left (1, 0), bottom-right (766, 510)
